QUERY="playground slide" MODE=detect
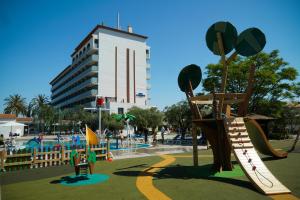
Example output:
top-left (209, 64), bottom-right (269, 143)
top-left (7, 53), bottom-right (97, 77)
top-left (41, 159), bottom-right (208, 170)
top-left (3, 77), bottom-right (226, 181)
top-left (245, 119), bottom-right (288, 158)
top-left (224, 118), bottom-right (290, 195)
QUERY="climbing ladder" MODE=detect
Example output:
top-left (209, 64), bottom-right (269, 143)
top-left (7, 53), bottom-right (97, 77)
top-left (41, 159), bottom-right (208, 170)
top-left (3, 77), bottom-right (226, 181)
top-left (78, 154), bottom-right (88, 176)
top-left (224, 117), bottom-right (291, 195)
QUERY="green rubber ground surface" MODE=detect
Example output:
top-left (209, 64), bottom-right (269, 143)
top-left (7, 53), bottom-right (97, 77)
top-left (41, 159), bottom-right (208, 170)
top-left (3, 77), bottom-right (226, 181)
top-left (1, 139), bottom-right (299, 200)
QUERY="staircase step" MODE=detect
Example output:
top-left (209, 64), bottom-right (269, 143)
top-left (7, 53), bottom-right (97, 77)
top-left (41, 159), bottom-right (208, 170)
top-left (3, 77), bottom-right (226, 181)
top-left (230, 137), bottom-right (251, 143)
top-left (228, 131), bottom-right (249, 137)
top-left (232, 143), bottom-right (253, 149)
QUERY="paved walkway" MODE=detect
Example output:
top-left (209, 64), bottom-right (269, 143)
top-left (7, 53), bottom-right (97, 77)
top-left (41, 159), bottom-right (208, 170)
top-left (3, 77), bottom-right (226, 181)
top-left (112, 144), bottom-right (207, 160)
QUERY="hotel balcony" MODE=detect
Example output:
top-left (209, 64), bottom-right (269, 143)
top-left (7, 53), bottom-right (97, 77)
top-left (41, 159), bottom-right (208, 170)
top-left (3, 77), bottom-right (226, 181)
top-left (147, 84), bottom-right (151, 90)
top-left (55, 89), bottom-right (98, 108)
top-left (52, 65), bottom-right (98, 97)
top-left (72, 40), bottom-right (98, 65)
top-left (146, 46), bottom-right (150, 60)
top-left (52, 77), bottom-right (98, 104)
top-left (52, 54), bottom-right (98, 92)
top-left (146, 74), bottom-right (151, 80)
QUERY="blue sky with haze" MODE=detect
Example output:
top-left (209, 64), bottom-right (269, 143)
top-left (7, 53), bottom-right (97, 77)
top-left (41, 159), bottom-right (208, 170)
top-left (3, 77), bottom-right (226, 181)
top-left (0, 0), bottom-right (299, 112)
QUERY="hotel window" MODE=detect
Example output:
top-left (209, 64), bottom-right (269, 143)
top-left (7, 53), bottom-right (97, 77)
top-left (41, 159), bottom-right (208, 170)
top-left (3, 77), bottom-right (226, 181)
top-left (83, 47), bottom-right (86, 53)
top-left (79, 51), bottom-right (82, 56)
top-left (118, 107), bottom-right (124, 115)
top-left (87, 43), bottom-right (90, 49)
top-left (94, 39), bottom-right (99, 48)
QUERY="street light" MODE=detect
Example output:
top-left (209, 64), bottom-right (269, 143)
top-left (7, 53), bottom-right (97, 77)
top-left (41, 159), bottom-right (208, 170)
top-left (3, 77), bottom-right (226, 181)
top-left (52, 123), bottom-right (59, 135)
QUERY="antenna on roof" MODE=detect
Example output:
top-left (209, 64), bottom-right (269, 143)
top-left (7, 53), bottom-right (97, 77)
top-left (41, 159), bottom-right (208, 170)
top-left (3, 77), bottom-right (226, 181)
top-left (117, 12), bottom-right (120, 30)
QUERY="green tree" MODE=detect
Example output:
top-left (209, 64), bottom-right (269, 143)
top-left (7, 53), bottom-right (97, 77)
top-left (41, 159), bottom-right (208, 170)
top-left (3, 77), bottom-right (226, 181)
top-left (164, 100), bottom-right (192, 139)
top-left (148, 107), bottom-right (164, 143)
top-left (128, 106), bottom-right (149, 142)
top-left (4, 94), bottom-right (27, 117)
top-left (31, 94), bottom-right (51, 133)
top-left (102, 112), bottom-right (124, 131)
top-left (203, 50), bottom-right (299, 117)
top-left (127, 107), bottom-right (163, 143)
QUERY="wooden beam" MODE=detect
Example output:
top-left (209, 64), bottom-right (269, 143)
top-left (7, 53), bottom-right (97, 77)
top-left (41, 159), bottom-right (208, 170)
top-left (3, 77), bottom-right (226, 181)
top-left (216, 32), bottom-right (228, 119)
top-left (226, 51), bottom-right (238, 65)
top-left (191, 93), bottom-right (246, 103)
top-left (185, 80), bottom-right (200, 167)
top-left (238, 64), bottom-right (256, 116)
top-left (190, 94), bottom-right (213, 101)
top-left (191, 100), bottom-right (213, 105)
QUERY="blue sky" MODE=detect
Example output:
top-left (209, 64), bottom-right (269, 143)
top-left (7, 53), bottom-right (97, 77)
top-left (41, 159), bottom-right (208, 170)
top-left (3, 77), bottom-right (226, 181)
top-left (0, 0), bottom-right (299, 112)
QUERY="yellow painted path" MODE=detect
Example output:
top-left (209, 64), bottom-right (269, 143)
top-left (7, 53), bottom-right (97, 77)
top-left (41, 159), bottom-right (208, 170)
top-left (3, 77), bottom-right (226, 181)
top-left (136, 154), bottom-right (299, 200)
top-left (270, 194), bottom-right (299, 200)
top-left (136, 154), bottom-right (175, 200)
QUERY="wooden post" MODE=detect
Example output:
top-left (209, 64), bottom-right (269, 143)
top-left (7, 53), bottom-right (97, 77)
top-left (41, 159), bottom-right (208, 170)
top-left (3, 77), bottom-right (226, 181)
top-left (0, 150), bottom-right (5, 171)
top-left (106, 139), bottom-right (110, 159)
top-left (33, 148), bottom-right (36, 169)
top-left (216, 32), bottom-right (228, 119)
top-left (238, 64), bottom-right (256, 116)
top-left (225, 105), bottom-right (231, 117)
top-left (185, 81), bottom-right (201, 167)
top-left (61, 145), bottom-right (64, 165)
top-left (192, 125), bottom-right (198, 166)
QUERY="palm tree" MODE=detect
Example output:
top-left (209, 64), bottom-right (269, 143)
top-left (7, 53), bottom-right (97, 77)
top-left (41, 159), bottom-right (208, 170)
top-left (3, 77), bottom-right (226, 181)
top-left (26, 101), bottom-right (34, 117)
top-left (31, 94), bottom-right (50, 133)
top-left (4, 94), bottom-right (27, 117)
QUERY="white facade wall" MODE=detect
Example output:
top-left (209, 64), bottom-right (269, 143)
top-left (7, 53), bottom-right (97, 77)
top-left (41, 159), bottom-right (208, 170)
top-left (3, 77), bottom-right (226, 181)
top-left (50, 25), bottom-right (150, 113)
top-left (96, 29), bottom-right (148, 113)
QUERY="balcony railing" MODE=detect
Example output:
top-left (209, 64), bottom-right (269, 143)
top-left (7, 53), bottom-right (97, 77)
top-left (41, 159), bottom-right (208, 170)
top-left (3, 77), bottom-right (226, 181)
top-left (72, 42), bottom-right (98, 65)
top-left (146, 74), bottom-right (151, 80)
top-left (55, 89), bottom-right (98, 108)
top-left (52, 54), bottom-right (98, 91)
top-left (52, 65), bottom-right (98, 97)
top-left (147, 84), bottom-right (151, 90)
top-left (52, 77), bottom-right (98, 104)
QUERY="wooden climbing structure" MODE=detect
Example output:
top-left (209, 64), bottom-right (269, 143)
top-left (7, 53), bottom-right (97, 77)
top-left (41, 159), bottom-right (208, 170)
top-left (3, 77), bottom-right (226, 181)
top-left (178, 21), bottom-right (291, 195)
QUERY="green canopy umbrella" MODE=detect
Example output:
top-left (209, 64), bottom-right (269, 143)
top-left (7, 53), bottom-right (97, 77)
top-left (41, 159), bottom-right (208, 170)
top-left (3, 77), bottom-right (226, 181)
top-left (112, 113), bottom-right (136, 149)
top-left (112, 113), bottom-right (136, 122)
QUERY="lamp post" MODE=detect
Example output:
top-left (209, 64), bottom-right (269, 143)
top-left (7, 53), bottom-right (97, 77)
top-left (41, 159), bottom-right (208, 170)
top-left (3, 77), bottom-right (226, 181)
top-left (52, 123), bottom-right (59, 135)
top-left (84, 96), bottom-right (109, 136)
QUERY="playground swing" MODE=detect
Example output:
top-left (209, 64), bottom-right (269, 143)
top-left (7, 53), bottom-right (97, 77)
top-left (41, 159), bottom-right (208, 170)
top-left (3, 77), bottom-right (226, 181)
top-left (177, 21), bottom-right (290, 195)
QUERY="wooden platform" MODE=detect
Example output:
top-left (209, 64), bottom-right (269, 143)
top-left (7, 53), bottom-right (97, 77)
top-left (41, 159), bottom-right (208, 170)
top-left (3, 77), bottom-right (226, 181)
top-left (224, 117), bottom-right (291, 195)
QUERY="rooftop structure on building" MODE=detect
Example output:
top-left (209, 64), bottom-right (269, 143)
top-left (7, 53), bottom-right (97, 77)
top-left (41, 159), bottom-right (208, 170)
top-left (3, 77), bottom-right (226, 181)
top-left (50, 24), bottom-right (151, 114)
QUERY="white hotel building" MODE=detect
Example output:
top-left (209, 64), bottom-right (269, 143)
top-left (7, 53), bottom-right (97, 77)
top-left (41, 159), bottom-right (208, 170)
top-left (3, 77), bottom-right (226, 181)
top-left (50, 24), bottom-right (151, 114)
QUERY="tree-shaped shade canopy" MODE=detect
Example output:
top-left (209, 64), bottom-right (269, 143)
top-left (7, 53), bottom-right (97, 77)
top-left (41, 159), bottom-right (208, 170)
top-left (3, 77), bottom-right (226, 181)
top-left (112, 113), bottom-right (136, 121)
top-left (235, 28), bottom-right (266, 57)
top-left (178, 64), bottom-right (202, 92)
top-left (206, 21), bottom-right (238, 55)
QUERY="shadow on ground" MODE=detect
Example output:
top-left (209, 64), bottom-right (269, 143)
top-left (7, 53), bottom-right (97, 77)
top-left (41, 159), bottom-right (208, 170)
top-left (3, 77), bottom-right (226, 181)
top-left (114, 164), bottom-right (256, 192)
top-left (116, 164), bottom-right (149, 170)
top-left (50, 175), bottom-right (89, 184)
top-left (0, 165), bottom-right (74, 185)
